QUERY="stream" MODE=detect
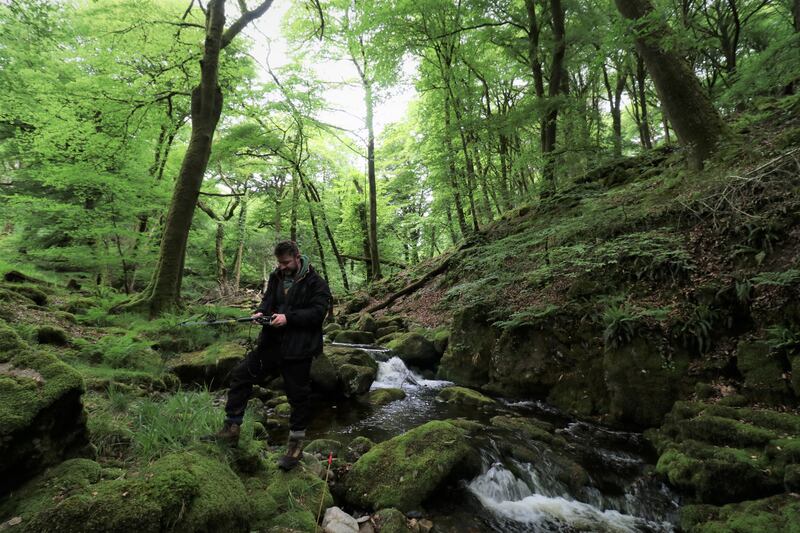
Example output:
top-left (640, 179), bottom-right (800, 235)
top-left (305, 343), bottom-right (680, 532)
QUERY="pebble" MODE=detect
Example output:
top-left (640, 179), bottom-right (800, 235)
top-left (322, 506), bottom-right (359, 533)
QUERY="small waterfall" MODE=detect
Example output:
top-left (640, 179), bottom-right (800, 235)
top-left (371, 356), bottom-right (450, 390)
top-left (468, 461), bottom-right (673, 532)
top-left (466, 445), bottom-right (676, 533)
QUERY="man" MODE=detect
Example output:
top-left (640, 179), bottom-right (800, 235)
top-left (212, 240), bottom-right (331, 471)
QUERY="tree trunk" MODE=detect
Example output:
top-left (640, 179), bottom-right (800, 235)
top-left (290, 174), bottom-right (298, 242)
top-left (118, 0), bottom-right (273, 317)
top-left (363, 80), bottom-right (382, 280)
top-left (635, 54), bottom-right (653, 149)
top-left (352, 177), bottom-right (373, 281)
top-left (231, 188), bottom-right (248, 291)
top-left (614, 0), bottom-right (727, 167)
top-left (443, 94), bottom-right (469, 237)
top-left (540, 0), bottom-right (566, 198)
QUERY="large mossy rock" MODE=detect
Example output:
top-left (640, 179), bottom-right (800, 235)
top-left (436, 308), bottom-right (535, 397)
top-left (343, 420), bottom-right (477, 511)
top-left (386, 332), bottom-right (440, 369)
top-left (333, 330), bottom-right (376, 345)
top-left (167, 341), bottom-right (245, 390)
top-left (311, 346), bottom-right (378, 397)
top-left (647, 401), bottom-right (800, 505)
top-left (367, 387), bottom-right (406, 406)
top-left (736, 340), bottom-right (794, 403)
top-left (0, 324), bottom-right (88, 496)
top-left (679, 494), bottom-right (800, 532)
top-left (1, 452), bottom-right (251, 532)
top-left (355, 312), bottom-right (378, 333)
top-left (437, 386), bottom-right (494, 407)
top-left (604, 335), bottom-right (691, 427)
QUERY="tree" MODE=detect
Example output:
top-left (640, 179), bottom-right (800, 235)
top-left (614, 0), bottom-right (727, 167)
top-left (122, 0), bottom-right (273, 316)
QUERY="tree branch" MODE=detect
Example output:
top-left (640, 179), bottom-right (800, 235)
top-left (222, 0), bottom-right (274, 49)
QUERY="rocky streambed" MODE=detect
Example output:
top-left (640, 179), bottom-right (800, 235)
top-left (298, 341), bottom-right (680, 532)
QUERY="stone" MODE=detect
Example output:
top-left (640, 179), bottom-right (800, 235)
top-left (333, 330), bottom-right (376, 345)
top-left (418, 518), bottom-right (434, 533)
top-left (0, 325), bottom-right (88, 496)
top-left (437, 306), bottom-right (495, 387)
top-left (367, 387), bottom-right (406, 406)
top-left (345, 436), bottom-right (376, 462)
top-left (344, 293), bottom-right (371, 314)
top-left (35, 325), bottom-right (69, 346)
top-left (343, 421), bottom-right (477, 511)
top-left (737, 340), bottom-right (793, 403)
top-left (323, 506), bottom-right (360, 533)
top-left (167, 341), bottom-right (244, 390)
top-left (375, 325), bottom-right (399, 339)
top-left (437, 386), bottom-right (494, 407)
top-left (386, 333), bottom-right (440, 369)
top-left (313, 347), bottom-right (379, 398)
top-left (324, 322), bottom-right (343, 334)
top-left (306, 438), bottom-right (343, 457)
top-left (604, 335), bottom-right (690, 426)
top-left (355, 312), bottom-right (378, 334)
top-left (373, 508), bottom-right (409, 533)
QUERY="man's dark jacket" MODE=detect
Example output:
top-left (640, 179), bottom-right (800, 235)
top-left (255, 263), bottom-right (331, 360)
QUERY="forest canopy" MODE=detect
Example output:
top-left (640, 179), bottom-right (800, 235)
top-left (1, 0), bottom-right (798, 311)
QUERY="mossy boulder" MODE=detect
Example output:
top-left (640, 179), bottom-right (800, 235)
top-left (343, 420), bottom-right (477, 511)
top-left (428, 327), bottom-right (450, 355)
top-left (368, 387), bottom-right (406, 406)
top-left (679, 494), bottom-right (800, 532)
top-left (790, 355), bottom-right (800, 397)
top-left (437, 386), bottom-right (494, 407)
top-left (373, 508), bottom-right (410, 532)
top-left (2, 283), bottom-right (48, 306)
top-left (312, 346), bottom-right (378, 397)
top-left (1, 327), bottom-right (88, 496)
top-left (36, 325), bottom-right (69, 346)
top-left (167, 341), bottom-right (245, 390)
top-left (323, 322), bottom-right (343, 335)
top-left (376, 325), bottom-right (400, 339)
top-left (305, 438), bottom-right (343, 457)
top-left (3, 452), bottom-right (251, 532)
top-left (438, 307), bottom-right (495, 386)
top-left (355, 312), bottom-right (378, 333)
top-left (333, 330), bottom-right (376, 345)
top-left (647, 401), bottom-right (800, 504)
top-left (343, 293), bottom-right (370, 314)
top-left (490, 415), bottom-right (565, 447)
top-left (386, 332), bottom-right (440, 369)
top-left (604, 335), bottom-right (691, 427)
top-left (345, 436), bottom-right (376, 462)
top-left (737, 340), bottom-right (793, 402)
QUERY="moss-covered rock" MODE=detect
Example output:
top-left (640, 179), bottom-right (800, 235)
top-left (345, 436), bottom-right (376, 462)
top-left (312, 346), bottom-right (378, 398)
top-left (428, 327), bottom-right (450, 355)
top-left (373, 508), bottom-right (410, 532)
top-left (1, 335), bottom-right (88, 496)
top-left (737, 340), bottom-right (793, 403)
top-left (680, 494), bottom-right (800, 533)
top-left (36, 325), bottom-right (69, 346)
top-left (604, 335), bottom-right (691, 427)
top-left (305, 438), bottom-right (343, 457)
top-left (376, 325), bottom-right (400, 339)
top-left (2, 283), bottom-right (48, 306)
top-left (167, 341), bottom-right (244, 390)
top-left (274, 402), bottom-right (291, 417)
top-left (323, 322), bottom-right (342, 335)
top-left (647, 401), bottom-right (800, 504)
top-left (5, 452), bottom-right (250, 532)
top-left (368, 387), bottom-right (406, 406)
top-left (437, 386), bottom-right (494, 407)
top-left (490, 415), bottom-right (565, 447)
top-left (343, 420), bottom-right (477, 511)
top-left (355, 312), bottom-right (378, 333)
top-left (386, 332), bottom-right (440, 369)
top-left (332, 330), bottom-right (376, 345)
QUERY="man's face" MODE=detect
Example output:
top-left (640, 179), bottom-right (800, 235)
top-left (276, 253), bottom-right (301, 275)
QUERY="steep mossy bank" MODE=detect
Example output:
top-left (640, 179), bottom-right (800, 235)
top-left (343, 99), bottom-right (800, 525)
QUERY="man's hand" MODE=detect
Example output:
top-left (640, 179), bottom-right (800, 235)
top-left (270, 313), bottom-right (287, 327)
top-left (251, 312), bottom-right (265, 323)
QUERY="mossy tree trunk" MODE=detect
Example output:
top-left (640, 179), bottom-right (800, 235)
top-left (119, 0), bottom-right (274, 317)
top-left (614, 0), bottom-right (727, 168)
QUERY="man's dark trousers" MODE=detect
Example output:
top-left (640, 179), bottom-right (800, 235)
top-left (224, 338), bottom-right (312, 431)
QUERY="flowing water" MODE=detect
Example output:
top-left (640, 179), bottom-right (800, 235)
top-left (306, 343), bottom-right (680, 532)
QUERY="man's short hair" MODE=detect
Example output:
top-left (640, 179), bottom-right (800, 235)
top-left (274, 240), bottom-right (300, 257)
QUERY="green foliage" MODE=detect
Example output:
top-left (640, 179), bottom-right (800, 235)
top-left (602, 300), bottom-right (671, 349)
top-left (765, 325), bottom-right (800, 357)
top-left (676, 304), bottom-right (719, 354)
top-left (78, 334), bottom-right (161, 372)
top-left (751, 269), bottom-right (800, 287)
